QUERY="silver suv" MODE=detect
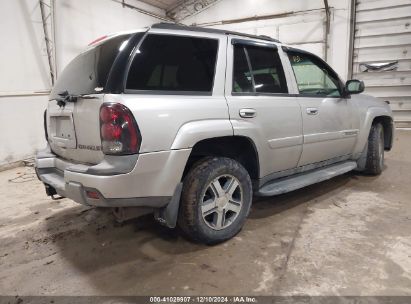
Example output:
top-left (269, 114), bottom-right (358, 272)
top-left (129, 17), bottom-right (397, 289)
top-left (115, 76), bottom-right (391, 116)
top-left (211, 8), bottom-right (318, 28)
top-left (35, 23), bottom-right (394, 244)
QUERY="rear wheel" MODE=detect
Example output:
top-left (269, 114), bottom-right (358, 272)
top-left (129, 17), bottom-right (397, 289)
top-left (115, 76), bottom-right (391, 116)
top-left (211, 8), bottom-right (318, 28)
top-left (364, 123), bottom-right (385, 175)
top-left (178, 157), bottom-right (252, 244)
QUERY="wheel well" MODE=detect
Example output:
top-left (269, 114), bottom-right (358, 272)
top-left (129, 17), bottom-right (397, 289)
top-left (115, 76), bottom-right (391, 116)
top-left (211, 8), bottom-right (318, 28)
top-left (373, 116), bottom-right (393, 150)
top-left (182, 136), bottom-right (260, 181)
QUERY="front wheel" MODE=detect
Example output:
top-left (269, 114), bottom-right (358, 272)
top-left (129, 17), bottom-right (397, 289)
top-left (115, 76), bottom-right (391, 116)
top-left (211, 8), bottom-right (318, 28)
top-left (364, 123), bottom-right (385, 175)
top-left (178, 157), bottom-right (252, 244)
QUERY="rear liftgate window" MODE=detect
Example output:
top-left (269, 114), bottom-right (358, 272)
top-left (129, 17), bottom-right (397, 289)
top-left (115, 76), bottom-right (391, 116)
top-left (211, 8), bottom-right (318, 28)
top-left (50, 34), bottom-right (134, 99)
top-left (126, 34), bottom-right (219, 93)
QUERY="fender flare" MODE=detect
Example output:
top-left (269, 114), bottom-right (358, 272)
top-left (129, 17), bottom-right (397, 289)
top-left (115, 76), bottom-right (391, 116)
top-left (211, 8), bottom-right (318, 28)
top-left (170, 119), bottom-right (234, 150)
top-left (353, 107), bottom-right (393, 156)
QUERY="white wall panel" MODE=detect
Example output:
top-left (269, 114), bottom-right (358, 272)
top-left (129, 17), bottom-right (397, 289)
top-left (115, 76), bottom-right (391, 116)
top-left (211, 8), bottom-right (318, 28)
top-left (194, 11), bottom-right (327, 60)
top-left (387, 97), bottom-right (411, 110)
top-left (355, 45), bottom-right (411, 62)
top-left (255, 27), bottom-right (278, 39)
top-left (279, 20), bottom-right (324, 44)
top-left (353, 71), bottom-right (411, 87)
top-left (356, 23), bottom-right (411, 38)
top-left (289, 43), bottom-right (325, 59)
top-left (186, 0), bottom-right (324, 25)
top-left (356, 5), bottom-right (411, 23)
top-left (357, 0), bottom-right (411, 11)
top-left (0, 96), bottom-right (49, 165)
top-left (0, 1), bottom-right (50, 92)
top-left (55, 0), bottom-right (164, 74)
top-left (0, 0), bottom-right (50, 166)
top-left (354, 33), bottom-right (411, 48)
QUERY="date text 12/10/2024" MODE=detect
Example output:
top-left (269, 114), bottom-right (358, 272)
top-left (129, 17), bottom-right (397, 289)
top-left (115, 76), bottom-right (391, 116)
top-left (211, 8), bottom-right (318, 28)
top-left (149, 297), bottom-right (257, 303)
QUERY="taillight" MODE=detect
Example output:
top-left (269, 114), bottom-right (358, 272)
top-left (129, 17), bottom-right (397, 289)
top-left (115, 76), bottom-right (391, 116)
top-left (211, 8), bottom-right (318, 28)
top-left (99, 103), bottom-right (141, 155)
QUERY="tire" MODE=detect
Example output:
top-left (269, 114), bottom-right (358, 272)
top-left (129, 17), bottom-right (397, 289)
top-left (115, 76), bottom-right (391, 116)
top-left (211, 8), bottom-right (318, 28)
top-left (178, 157), bottom-right (252, 244)
top-left (364, 123), bottom-right (385, 175)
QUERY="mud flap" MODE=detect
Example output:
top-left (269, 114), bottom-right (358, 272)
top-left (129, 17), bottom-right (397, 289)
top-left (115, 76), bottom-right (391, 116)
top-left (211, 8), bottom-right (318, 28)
top-left (154, 183), bottom-right (183, 228)
top-left (355, 142), bottom-right (369, 172)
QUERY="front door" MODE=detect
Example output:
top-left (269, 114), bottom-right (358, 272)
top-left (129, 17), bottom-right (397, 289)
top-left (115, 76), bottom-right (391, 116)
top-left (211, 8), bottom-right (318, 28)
top-left (284, 49), bottom-right (360, 167)
top-left (225, 37), bottom-right (303, 180)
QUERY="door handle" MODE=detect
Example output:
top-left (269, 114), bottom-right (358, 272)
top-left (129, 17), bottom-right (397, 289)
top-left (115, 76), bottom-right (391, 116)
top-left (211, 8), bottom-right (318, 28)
top-left (239, 108), bottom-right (256, 118)
top-left (306, 107), bottom-right (319, 115)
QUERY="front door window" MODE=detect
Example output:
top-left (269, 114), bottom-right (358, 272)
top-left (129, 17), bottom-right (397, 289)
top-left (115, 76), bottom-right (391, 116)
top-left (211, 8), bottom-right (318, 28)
top-left (287, 52), bottom-right (342, 97)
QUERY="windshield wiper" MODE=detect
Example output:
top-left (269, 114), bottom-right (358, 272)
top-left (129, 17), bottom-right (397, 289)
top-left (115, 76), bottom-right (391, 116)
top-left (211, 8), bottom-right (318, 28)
top-left (55, 90), bottom-right (97, 107)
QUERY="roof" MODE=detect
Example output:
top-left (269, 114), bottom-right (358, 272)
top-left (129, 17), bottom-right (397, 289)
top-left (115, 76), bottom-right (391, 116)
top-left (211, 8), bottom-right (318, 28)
top-left (151, 23), bottom-right (281, 44)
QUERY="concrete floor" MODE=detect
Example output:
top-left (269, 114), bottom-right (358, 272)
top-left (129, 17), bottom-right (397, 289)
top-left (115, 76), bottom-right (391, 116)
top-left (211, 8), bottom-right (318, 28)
top-left (0, 131), bottom-right (410, 296)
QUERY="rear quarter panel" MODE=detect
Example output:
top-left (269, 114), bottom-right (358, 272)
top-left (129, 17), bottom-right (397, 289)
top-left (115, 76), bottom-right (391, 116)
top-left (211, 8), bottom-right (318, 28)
top-left (106, 94), bottom-right (232, 153)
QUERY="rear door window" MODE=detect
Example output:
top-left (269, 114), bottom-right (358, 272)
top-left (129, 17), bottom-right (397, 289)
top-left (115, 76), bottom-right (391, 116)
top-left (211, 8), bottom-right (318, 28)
top-left (233, 45), bottom-right (254, 93)
top-left (233, 44), bottom-right (288, 94)
top-left (126, 34), bottom-right (218, 93)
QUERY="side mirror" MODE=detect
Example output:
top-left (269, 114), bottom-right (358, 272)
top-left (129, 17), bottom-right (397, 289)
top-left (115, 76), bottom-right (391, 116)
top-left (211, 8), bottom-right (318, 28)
top-left (345, 79), bottom-right (364, 94)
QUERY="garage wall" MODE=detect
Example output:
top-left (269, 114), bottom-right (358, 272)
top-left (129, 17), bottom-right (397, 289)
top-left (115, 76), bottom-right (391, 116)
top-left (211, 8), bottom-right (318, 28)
top-left (183, 0), bottom-right (353, 80)
top-left (54, 0), bottom-right (165, 74)
top-left (352, 0), bottom-right (411, 126)
top-left (0, 0), bottom-right (164, 167)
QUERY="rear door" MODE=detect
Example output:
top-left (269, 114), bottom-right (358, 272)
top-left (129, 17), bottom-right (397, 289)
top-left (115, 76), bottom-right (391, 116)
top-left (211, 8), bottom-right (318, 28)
top-left (225, 38), bottom-right (303, 180)
top-left (47, 33), bottom-right (139, 164)
top-left (284, 49), bottom-right (360, 166)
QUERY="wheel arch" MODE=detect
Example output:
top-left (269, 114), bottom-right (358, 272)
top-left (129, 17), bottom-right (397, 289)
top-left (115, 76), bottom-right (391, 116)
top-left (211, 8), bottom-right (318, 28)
top-left (353, 107), bottom-right (394, 156)
top-left (170, 119), bottom-right (234, 150)
top-left (181, 135), bottom-right (260, 183)
top-left (372, 116), bottom-right (394, 151)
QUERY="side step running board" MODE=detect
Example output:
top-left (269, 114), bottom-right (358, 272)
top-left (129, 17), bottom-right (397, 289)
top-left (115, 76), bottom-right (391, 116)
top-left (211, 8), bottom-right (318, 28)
top-left (256, 161), bottom-right (357, 197)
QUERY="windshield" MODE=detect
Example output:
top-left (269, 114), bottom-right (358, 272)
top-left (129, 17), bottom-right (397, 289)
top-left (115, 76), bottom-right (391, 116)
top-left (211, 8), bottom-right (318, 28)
top-left (50, 34), bottom-right (132, 100)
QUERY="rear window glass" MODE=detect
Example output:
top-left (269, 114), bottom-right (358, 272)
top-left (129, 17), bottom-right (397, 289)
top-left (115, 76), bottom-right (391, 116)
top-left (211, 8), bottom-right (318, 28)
top-left (126, 34), bottom-right (218, 93)
top-left (50, 34), bottom-right (133, 100)
top-left (233, 45), bottom-right (253, 93)
top-left (246, 46), bottom-right (288, 94)
top-left (233, 44), bottom-right (288, 94)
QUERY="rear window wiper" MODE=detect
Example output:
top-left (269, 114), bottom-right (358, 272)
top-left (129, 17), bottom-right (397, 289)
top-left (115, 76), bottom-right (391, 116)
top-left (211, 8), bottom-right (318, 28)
top-left (55, 90), bottom-right (98, 107)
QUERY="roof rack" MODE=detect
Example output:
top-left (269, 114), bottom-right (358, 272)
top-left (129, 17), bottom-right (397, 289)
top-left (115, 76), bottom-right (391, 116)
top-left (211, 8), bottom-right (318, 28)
top-left (151, 23), bottom-right (281, 44)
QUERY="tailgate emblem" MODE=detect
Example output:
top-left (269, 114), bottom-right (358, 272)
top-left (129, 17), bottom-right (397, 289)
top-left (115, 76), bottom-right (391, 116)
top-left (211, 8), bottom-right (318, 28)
top-left (78, 144), bottom-right (102, 151)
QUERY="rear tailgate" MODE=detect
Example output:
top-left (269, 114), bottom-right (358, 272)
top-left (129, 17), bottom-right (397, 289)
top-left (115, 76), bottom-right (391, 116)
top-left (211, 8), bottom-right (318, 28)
top-left (47, 95), bottom-right (105, 164)
top-left (46, 32), bottom-right (140, 164)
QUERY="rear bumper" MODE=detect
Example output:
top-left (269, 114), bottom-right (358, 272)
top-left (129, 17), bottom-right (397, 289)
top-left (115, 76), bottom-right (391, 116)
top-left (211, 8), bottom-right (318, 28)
top-left (35, 146), bottom-right (191, 208)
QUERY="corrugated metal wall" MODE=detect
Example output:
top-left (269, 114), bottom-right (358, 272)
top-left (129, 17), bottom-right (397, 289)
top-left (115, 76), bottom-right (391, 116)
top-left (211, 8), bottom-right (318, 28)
top-left (353, 0), bottom-right (411, 126)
